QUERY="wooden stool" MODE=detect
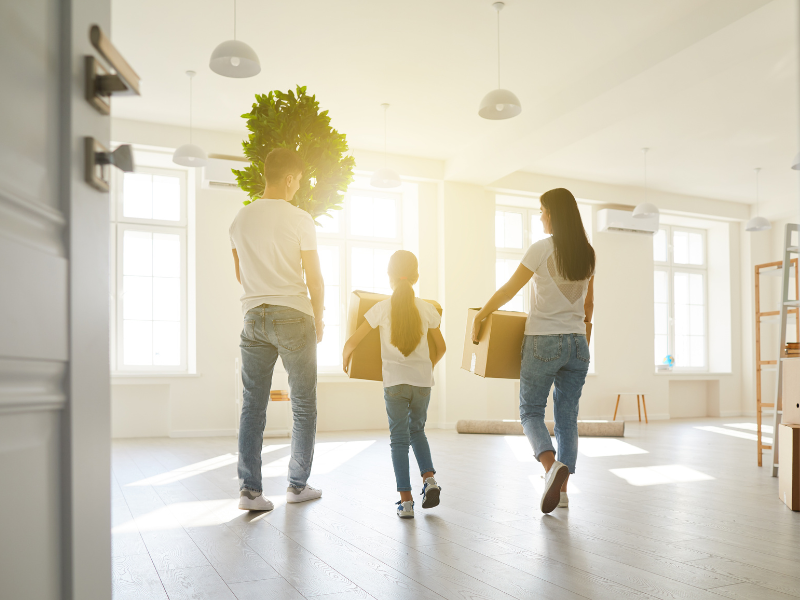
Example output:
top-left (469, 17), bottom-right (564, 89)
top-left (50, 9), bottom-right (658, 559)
top-left (613, 393), bottom-right (648, 423)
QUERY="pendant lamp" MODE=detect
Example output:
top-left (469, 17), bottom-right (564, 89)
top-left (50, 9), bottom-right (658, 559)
top-left (745, 168), bottom-right (771, 232)
top-left (371, 104), bottom-right (401, 188)
top-left (478, 2), bottom-right (521, 120)
top-left (209, 0), bottom-right (261, 78)
top-left (792, 152), bottom-right (799, 170)
top-left (173, 71), bottom-right (208, 167)
top-left (633, 148), bottom-right (659, 218)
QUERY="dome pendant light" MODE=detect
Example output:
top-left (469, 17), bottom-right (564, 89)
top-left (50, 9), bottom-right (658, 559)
top-left (209, 0), bottom-right (261, 78)
top-left (371, 103), bottom-right (401, 188)
top-left (745, 168), bottom-right (771, 232)
top-left (478, 2), bottom-right (521, 120)
top-left (173, 71), bottom-right (208, 167)
top-left (633, 148), bottom-right (659, 219)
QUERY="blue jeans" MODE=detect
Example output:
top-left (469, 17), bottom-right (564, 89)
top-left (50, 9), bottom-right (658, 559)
top-left (384, 385), bottom-right (436, 492)
top-left (519, 334), bottom-right (590, 474)
top-left (238, 305), bottom-right (318, 492)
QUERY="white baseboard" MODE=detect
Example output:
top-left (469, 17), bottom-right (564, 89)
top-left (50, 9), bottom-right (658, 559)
top-left (436, 422), bottom-right (457, 430)
top-left (718, 410), bottom-right (744, 417)
top-left (169, 429), bottom-right (237, 438)
top-left (264, 429), bottom-right (290, 438)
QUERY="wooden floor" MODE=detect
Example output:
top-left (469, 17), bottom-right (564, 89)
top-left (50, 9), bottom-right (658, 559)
top-left (112, 417), bottom-right (800, 600)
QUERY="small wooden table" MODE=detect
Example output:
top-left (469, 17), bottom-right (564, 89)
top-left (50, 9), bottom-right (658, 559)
top-left (613, 393), bottom-right (648, 423)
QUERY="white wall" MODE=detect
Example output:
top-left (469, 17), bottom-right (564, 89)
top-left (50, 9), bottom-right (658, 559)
top-left (109, 117), bottom-right (793, 437)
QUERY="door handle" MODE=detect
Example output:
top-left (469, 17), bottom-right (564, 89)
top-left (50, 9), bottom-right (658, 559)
top-left (85, 138), bottom-right (135, 192)
top-left (85, 25), bottom-right (141, 115)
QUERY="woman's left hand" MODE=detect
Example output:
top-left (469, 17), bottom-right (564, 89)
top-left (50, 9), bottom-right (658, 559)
top-left (471, 313), bottom-right (485, 344)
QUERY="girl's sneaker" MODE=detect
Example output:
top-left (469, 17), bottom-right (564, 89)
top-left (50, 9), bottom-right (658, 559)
top-left (421, 477), bottom-right (441, 509)
top-left (396, 500), bottom-right (415, 518)
top-left (558, 492), bottom-right (569, 508)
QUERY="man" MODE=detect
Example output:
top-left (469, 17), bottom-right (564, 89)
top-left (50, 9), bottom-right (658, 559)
top-left (230, 148), bottom-right (325, 511)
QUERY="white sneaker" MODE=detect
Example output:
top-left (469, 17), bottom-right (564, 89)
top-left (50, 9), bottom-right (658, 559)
top-left (286, 484), bottom-right (322, 503)
top-left (558, 491), bottom-right (569, 508)
top-left (421, 477), bottom-right (441, 509)
top-left (238, 490), bottom-right (274, 511)
top-left (541, 461), bottom-right (569, 514)
top-left (396, 500), bottom-right (414, 518)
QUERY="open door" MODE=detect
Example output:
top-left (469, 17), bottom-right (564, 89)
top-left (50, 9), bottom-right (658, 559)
top-left (0, 1), bottom-right (137, 598)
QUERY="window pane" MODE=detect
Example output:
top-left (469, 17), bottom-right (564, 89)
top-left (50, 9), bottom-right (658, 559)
top-left (324, 286), bottom-right (340, 327)
top-left (123, 230), bottom-right (152, 276)
top-left (654, 303), bottom-right (668, 335)
top-left (153, 321), bottom-right (180, 365)
top-left (152, 233), bottom-right (180, 278)
top-left (123, 276), bottom-right (152, 320)
top-left (123, 320), bottom-right (152, 365)
top-left (495, 212), bottom-right (504, 248)
top-left (689, 273), bottom-right (703, 305)
top-left (674, 304), bottom-right (689, 337)
top-left (123, 173), bottom-right (152, 219)
top-left (351, 247), bottom-right (374, 290)
top-left (674, 335), bottom-right (689, 367)
top-left (152, 175), bottom-right (181, 221)
top-left (373, 198), bottom-right (397, 239)
top-left (688, 233), bottom-right (703, 265)
top-left (497, 258), bottom-right (524, 312)
top-left (317, 210), bottom-right (340, 234)
top-left (655, 334), bottom-right (668, 365)
top-left (653, 229), bottom-right (667, 262)
top-left (350, 196), bottom-right (373, 237)
top-left (153, 277), bottom-right (180, 321)
top-left (318, 245), bottom-right (340, 284)
top-left (506, 212), bottom-right (523, 248)
top-left (530, 214), bottom-right (547, 244)
top-left (673, 231), bottom-right (689, 264)
top-left (689, 336), bottom-right (705, 367)
top-left (654, 270), bottom-right (668, 303)
top-left (674, 273), bottom-right (688, 305)
top-left (373, 248), bottom-right (393, 294)
top-left (317, 325), bottom-right (340, 367)
top-left (689, 305), bottom-right (704, 336)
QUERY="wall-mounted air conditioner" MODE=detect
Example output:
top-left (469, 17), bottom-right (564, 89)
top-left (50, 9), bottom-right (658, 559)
top-left (597, 208), bottom-right (658, 235)
top-left (201, 155), bottom-right (248, 189)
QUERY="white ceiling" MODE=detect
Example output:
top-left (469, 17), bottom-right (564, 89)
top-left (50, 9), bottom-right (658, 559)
top-left (110, 0), bottom-right (799, 216)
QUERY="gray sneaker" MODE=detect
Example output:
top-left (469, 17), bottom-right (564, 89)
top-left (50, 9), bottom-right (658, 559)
top-left (286, 484), bottom-right (322, 503)
top-left (238, 490), bottom-right (274, 511)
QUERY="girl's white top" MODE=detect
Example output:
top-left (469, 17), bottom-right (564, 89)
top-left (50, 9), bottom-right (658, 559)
top-left (364, 298), bottom-right (441, 388)
top-left (520, 237), bottom-right (592, 336)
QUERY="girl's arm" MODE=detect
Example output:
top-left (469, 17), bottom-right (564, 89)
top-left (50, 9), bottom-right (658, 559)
top-left (429, 327), bottom-right (446, 366)
top-left (584, 276), bottom-right (594, 343)
top-left (471, 264), bottom-right (534, 343)
top-left (342, 320), bottom-right (374, 373)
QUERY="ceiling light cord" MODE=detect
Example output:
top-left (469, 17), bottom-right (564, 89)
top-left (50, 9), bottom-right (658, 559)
top-left (233, 0), bottom-right (237, 40)
top-left (383, 104), bottom-right (389, 168)
top-left (755, 167), bottom-right (761, 217)
top-left (497, 7), bottom-right (501, 89)
top-left (189, 75), bottom-right (193, 145)
top-left (642, 147), bottom-right (649, 201)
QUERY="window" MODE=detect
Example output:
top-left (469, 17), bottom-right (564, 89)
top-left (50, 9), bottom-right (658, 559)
top-left (495, 207), bottom-right (549, 312)
top-left (653, 226), bottom-right (707, 369)
top-left (315, 188), bottom-right (403, 369)
top-left (111, 167), bottom-right (189, 373)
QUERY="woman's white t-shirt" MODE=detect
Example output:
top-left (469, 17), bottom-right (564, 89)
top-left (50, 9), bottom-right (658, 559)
top-left (520, 237), bottom-right (591, 336)
top-left (364, 298), bottom-right (441, 388)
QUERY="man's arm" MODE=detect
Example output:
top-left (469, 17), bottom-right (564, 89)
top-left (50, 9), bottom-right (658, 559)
top-left (232, 249), bottom-right (241, 284)
top-left (302, 249), bottom-right (325, 343)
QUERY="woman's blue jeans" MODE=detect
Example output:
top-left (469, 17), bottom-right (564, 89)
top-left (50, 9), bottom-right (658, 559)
top-left (238, 305), bottom-right (318, 492)
top-left (383, 384), bottom-right (436, 492)
top-left (519, 334), bottom-right (590, 474)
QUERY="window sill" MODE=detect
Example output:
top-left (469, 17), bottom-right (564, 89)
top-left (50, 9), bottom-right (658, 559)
top-left (317, 372), bottom-right (382, 384)
top-left (112, 373), bottom-right (201, 384)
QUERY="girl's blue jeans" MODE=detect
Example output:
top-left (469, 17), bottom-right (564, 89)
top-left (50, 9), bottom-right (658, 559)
top-left (519, 334), bottom-right (590, 474)
top-left (383, 384), bottom-right (436, 492)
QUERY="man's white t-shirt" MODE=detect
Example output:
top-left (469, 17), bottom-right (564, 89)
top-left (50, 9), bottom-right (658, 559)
top-left (520, 237), bottom-right (591, 336)
top-left (229, 198), bottom-right (317, 316)
top-left (364, 298), bottom-right (441, 388)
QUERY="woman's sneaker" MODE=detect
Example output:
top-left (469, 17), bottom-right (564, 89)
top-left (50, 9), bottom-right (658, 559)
top-left (238, 490), bottom-right (274, 511)
top-left (541, 461), bottom-right (569, 514)
top-left (396, 500), bottom-right (415, 518)
top-left (286, 484), bottom-right (323, 503)
top-left (558, 491), bottom-right (569, 508)
top-left (421, 477), bottom-right (441, 509)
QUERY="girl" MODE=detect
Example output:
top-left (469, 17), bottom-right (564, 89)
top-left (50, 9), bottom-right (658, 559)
top-left (343, 250), bottom-right (447, 518)
top-left (472, 188), bottom-right (595, 514)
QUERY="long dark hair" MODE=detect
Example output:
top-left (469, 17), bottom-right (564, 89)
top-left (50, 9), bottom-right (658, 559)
top-left (387, 250), bottom-right (422, 357)
top-left (540, 188), bottom-right (595, 281)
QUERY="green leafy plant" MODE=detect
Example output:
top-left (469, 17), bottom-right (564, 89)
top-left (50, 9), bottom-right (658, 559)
top-left (234, 86), bottom-right (355, 222)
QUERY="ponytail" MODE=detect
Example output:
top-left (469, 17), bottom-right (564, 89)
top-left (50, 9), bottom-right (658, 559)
top-left (387, 251), bottom-right (423, 357)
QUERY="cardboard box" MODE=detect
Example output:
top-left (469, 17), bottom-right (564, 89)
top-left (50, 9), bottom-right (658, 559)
top-left (782, 358), bottom-right (800, 425)
top-left (779, 423), bottom-right (800, 511)
top-left (345, 290), bottom-right (443, 381)
top-left (461, 308), bottom-right (528, 379)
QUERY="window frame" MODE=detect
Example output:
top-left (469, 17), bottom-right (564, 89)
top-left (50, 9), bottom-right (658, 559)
top-left (110, 165), bottom-right (190, 374)
top-left (315, 187), bottom-right (404, 372)
top-left (654, 225), bottom-right (709, 372)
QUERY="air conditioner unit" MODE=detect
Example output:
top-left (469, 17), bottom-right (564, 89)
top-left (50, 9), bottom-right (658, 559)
top-left (201, 155), bottom-right (248, 189)
top-left (597, 208), bottom-right (658, 235)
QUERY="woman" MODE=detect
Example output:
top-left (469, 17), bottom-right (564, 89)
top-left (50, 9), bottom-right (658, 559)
top-left (472, 188), bottom-right (594, 514)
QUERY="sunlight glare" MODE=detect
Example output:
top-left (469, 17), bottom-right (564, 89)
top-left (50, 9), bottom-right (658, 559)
top-left (504, 436), bottom-right (536, 462)
top-left (695, 426), bottom-right (771, 444)
top-left (610, 465), bottom-right (714, 487)
top-left (261, 440), bottom-right (375, 477)
top-left (723, 423), bottom-right (773, 434)
top-left (578, 438), bottom-right (648, 458)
